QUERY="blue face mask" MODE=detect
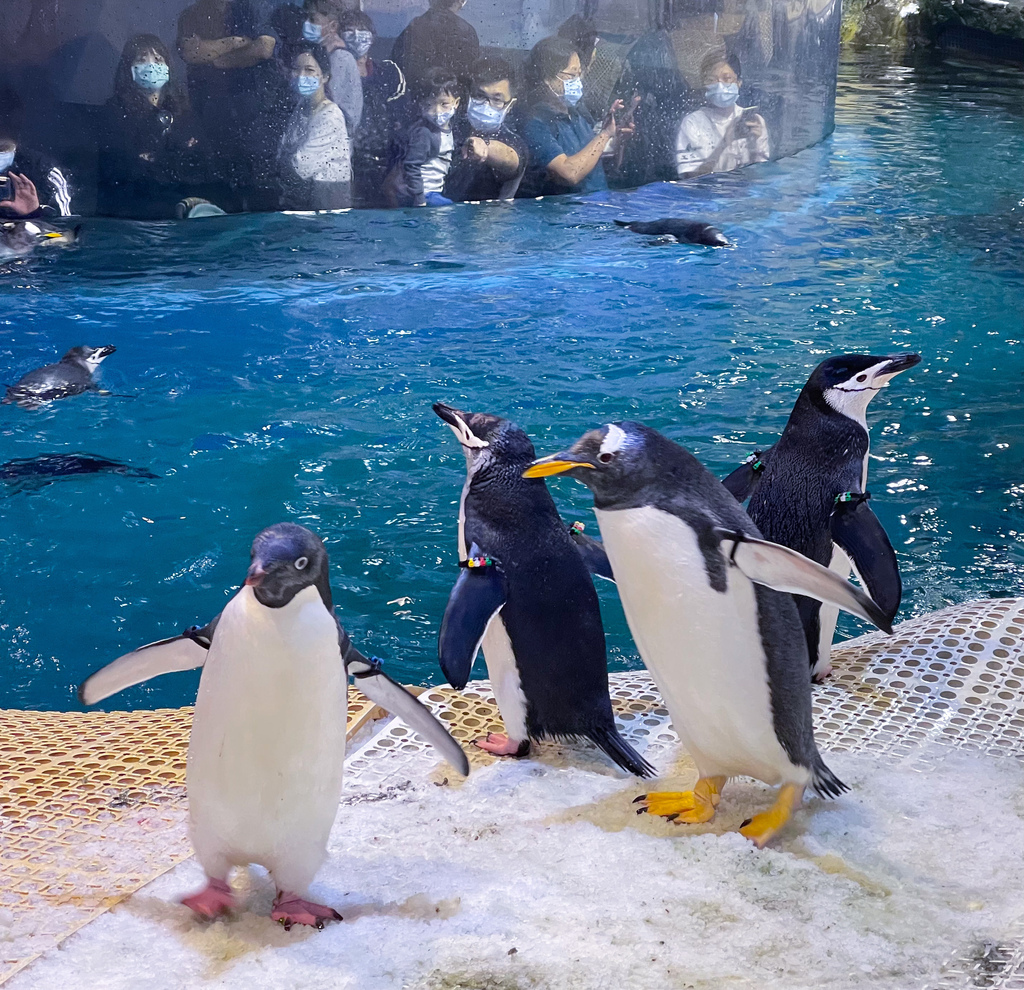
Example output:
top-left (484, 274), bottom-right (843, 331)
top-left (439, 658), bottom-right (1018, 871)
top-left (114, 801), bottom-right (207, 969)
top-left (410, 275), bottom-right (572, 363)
top-left (294, 74), bottom-right (321, 98)
top-left (705, 82), bottom-right (740, 108)
top-left (0, 151), bottom-right (14, 172)
top-left (302, 20), bottom-right (323, 42)
top-left (466, 97), bottom-right (511, 134)
top-left (132, 62), bottom-right (170, 91)
top-left (428, 108), bottom-right (455, 128)
top-left (342, 29), bottom-right (373, 58)
top-left (561, 77), bottom-right (583, 106)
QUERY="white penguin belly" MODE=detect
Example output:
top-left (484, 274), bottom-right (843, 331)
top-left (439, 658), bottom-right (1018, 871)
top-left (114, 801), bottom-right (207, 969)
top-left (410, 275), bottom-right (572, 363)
top-left (480, 612), bottom-right (528, 742)
top-left (595, 506), bottom-right (804, 785)
top-left (187, 585), bottom-right (347, 882)
top-left (814, 546), bottom-right (853, 677)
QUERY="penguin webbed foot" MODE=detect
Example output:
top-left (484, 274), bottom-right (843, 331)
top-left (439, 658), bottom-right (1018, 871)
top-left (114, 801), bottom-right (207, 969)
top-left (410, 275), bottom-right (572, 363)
top-left (181, 877), bottom-right (235, 920)
top-left (474, 732), bottom-right (530, 758)
top-left (633, 777), bottom-right (725, 824)
top-left (738, 782), bottom-right (804, 848)
top-left (271, 892), bottom-right (342, 931)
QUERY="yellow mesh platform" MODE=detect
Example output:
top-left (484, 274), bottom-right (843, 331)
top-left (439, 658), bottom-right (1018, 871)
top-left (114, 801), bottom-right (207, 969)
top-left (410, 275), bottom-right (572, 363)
top-left (0, 689), bottom-right (380, 986)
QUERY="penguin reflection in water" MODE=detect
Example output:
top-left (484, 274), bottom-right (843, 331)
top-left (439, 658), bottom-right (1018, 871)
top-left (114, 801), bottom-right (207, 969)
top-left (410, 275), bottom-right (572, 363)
top-left (722, 353), bottom-right (921, 681)
top-left (433, 403), bottom-right (653, 777)
top-left (526, 423), bottom-right (891, 845)
top-left (79, 523), bottom-right (469, 928)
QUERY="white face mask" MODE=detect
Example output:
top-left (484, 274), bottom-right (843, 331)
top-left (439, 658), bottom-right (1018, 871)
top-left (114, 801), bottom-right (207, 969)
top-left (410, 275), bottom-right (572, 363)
top-left (705, 82), bottom-right (739, 108)
top-left (342, 29), bottom-right (373, 58)
top-left (0, 150), bottom-right (14, 172)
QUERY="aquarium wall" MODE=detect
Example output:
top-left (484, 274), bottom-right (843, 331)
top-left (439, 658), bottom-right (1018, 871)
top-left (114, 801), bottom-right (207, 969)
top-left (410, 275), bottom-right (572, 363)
top-left (0, 0), bottom-right (841, 216)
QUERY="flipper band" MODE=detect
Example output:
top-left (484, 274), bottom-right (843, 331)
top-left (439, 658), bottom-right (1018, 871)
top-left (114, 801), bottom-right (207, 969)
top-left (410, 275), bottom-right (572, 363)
top-left (835, 491), bottom-right (871, 505)
top-left (743, 450), bottom-right (765, 472)
top-left (350, 656), bottom-right (384, 678)
top-left (460, 556), bottom-right (495, 569)
top-left (570, 521), bottom-right (585, 534)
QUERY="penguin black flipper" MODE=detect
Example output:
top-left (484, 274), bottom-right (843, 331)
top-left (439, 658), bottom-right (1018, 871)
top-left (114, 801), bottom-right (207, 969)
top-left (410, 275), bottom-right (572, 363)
top-left (829, 495), bottom-right (902, 623)
top-left (339, 620), bottom-right (470, 776)
top-left (78, 618), bottom-right (218, 705)
top-left (713, 528), bottom-right (892, 633)
top-left (438, 562), bottom-right (506, 691)
top-left (568, 522), bottom-right (615, 582)
top-left (721, 450), bottom-right (768, 503)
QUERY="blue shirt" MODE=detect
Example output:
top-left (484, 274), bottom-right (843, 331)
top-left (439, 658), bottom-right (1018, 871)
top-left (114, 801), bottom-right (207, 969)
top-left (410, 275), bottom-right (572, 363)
top-left (521, 96), bottom-right (607, 198)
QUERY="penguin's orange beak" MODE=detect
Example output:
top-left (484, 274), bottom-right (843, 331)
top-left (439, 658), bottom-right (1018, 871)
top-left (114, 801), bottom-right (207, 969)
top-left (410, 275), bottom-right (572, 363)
top-left (245, 562), bottom-right (268, 587)
top-left (523, 453), bottom-right (596, 478)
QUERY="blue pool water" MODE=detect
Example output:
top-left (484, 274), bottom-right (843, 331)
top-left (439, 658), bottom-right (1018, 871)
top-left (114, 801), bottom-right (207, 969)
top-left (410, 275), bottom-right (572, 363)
top-left (2, 53), bottom-right (1022, 711)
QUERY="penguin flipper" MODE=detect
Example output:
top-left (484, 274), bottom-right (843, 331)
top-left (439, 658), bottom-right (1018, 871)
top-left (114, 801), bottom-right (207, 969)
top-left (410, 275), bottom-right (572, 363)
top-left (713, 528), bottom-right (892, 634)
top-left (341, 633), bottom-right (470, 777)
top-left (438, 565), bottom-right (506, 691)
top-left (829, 496), bottom-right (902, 623)
top-left (721, 450), bottom-right (766, 503)
top-left (78, 619), bottom-right (217, 705)
top-left (569, 523), bottom-right (615, 582)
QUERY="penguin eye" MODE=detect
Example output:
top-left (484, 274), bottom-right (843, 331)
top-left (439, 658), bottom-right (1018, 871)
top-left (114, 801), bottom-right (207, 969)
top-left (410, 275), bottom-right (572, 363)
top-left (856, 374), bottom-right (868, 382)
top-left (294, 556), bottom-right (308, 570)
top-left (598, 451), bottom-right (614, 464)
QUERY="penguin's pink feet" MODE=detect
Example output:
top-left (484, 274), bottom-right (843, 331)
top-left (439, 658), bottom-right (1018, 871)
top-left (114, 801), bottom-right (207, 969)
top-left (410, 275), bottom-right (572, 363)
top-left (181, 877), bottom-right (234, 919)
top-left (474, 733), bottom-right (530, 757)
top-left (271, 892), bottom-right (342, 931)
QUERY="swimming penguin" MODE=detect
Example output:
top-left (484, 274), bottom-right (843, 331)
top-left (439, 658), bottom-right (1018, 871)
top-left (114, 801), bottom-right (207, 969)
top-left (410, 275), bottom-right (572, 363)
top-left (79, 522), bottom-right (468, 928)
top-left (614, 218), bottom-right (729, 247)
top-left (433, 402), bottom-right (652, 777)
top-left (4, 345), bottom-right (116, 409)
top-left (525, 422), bottom-right (891, 846)
top-left (722, 352), bottom-right (921, 681)
top-left (0, 453), bottom-right (157, 492)
top-left (0, 219), bottom-right (79, 260)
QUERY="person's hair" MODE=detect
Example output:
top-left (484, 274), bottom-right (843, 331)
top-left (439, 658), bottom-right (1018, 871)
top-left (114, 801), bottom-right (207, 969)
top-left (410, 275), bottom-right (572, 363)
top-left (291, 41), bottom-right (332, 80)
top-left (415, 66), bottom-right (460, 103)
top-left (428, 0), bottom-right (460, 8)
top-left (556, 15), bottom-right (598, 63)
top-left (304, 0), bottom-right (343, 22)
top-left (338, 9), bottom-right (374, 33)
top-left (470, 56), bottom-right (514, 91)
top-left (528, 36), bottom-right (578, 87)
top-left (700, 52), bottom-right (742, 82)
top-left (112, 34), bottom-right (187, 116)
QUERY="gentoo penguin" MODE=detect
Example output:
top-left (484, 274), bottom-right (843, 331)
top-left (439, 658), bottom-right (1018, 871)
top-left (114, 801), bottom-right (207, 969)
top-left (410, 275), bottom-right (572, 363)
top-left (79, 522), bottom-right (468, 928)
top-left (614, 218), bottom-right (729, 246)
top-left (525, 422), bottom-right (890, 846)
top-left (4, 345), bottom-right (115, 409)
top-left (0, 453), bottom-right (157, 490)
top-left (432, 402), bottom-right (652, 777)
top-left (0, 219), bottom-right (78, 260)
top-left (722, 352), bottom-right (921, 681)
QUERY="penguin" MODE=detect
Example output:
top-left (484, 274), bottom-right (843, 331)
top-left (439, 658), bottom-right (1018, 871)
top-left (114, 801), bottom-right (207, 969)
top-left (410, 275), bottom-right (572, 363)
top-left (0, 219), bottom-right (79, 260)
top-left (0, 453), bottom-right (157, 491)
top-left (525, 422), bottom-right (891, 846)
top-left (79, 522), bottom-right (469, 928)
top-left (721, 352), bottom-right (921, 681)
top-left (432, 402), bottom-right (653, 777)
top-left (4, 345), bottom-right (116, 409)
top-left (614, 218), bottom-right (729, 247)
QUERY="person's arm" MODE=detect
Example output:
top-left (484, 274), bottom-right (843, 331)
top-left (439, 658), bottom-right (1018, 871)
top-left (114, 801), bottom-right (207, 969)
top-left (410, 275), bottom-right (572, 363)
top-left (462, 136), bottom-right (519, 177)
top-left (211, 34), bottom-right (275, 69)
top-left (328, 51), bottom-right (363, 133)
top-left (402, 125), bottom-right (435, 206)
top-left (178, 33), bottom-right (249, 65)
top-left (545, 105), bottom-right (620, 187)
top-left (676, 114), bottom-right (728, 179)
top-left (747, 113), bottom-right (770, 162)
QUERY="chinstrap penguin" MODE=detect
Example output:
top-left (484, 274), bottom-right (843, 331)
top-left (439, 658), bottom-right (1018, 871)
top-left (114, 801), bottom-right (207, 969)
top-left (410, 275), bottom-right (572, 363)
top-left (4, 344), bottom-right (116, 409)
top-left (79, 522), bottom-right (469, 928)
top-left (614, 218), bottom-right (729, 246)
top-left (722, 352), bottom-right (921, 681)
top-left (525, 422), bottom-right (891, 846)
top-left (433, 402), bottom-right (652, 777)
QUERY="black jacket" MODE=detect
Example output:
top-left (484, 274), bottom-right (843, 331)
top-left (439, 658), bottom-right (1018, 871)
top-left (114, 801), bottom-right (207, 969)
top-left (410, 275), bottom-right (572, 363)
top-left (444, 116), bottom-right (527, 202)
top-left (389, 7), bottom-right (479, 89)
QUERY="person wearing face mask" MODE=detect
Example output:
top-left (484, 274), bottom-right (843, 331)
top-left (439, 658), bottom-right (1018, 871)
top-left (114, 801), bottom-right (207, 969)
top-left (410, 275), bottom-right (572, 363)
top-left (444, 57), bottom-right (526, 203)
top-left (389, 0), bottom-right (479, 92)
top-left (675, 54), bottom-right (769, 179)
top-left (384, 68), bottom-right (460, 208)
top-left (519, 36), bottom-right (633, 199)
top-left (300, 0), bottom-right (362, 134)
top-left (98, 35), bottom-right (211, 218)
top-left (278, 43), bottom-right (352, 209)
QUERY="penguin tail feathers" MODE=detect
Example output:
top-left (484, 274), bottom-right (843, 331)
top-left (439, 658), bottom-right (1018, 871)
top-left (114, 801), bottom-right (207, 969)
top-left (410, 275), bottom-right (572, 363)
top-left (588, 726), bottom-right (657, 778)
top-left (810, 760), bottom-right (848, 799)
top-left (613, 220), bottom-right (632, 228)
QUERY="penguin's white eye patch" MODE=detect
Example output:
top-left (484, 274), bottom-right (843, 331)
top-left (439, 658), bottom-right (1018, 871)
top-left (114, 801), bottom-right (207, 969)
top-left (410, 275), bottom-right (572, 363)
top-left (294, 556), bottom-right (308, 570)
top-left (599, 423), bottom-right (628, 456)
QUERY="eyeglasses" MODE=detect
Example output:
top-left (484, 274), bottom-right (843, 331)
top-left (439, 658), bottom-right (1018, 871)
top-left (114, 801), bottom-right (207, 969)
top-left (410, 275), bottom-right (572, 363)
top-left (555, 70), bottom-right (581, 82)
top-left (471, 92), bottom-right (515, 110)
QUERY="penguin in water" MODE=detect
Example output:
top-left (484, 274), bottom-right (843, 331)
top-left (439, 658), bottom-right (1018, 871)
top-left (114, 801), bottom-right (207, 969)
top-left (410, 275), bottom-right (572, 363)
top-left (0, 219), bottom-right (79, 260)
top-left (614, 218), bottom-right (729, 247)
top-left (433, 402), bottom-right (653, 777)
top-left (526, 422), bottom-right (891, 846)
top-left (0, 453), bottom-right (157, 492)
top-left (79, 522), bottom-right (469, 928)
top-left (4, 345), bottom-right (116, 409)
top-left (722, 352), bottom-right (921, 681)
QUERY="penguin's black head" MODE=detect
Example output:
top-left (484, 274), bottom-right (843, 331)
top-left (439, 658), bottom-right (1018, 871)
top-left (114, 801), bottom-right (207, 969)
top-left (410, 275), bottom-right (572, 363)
top-left (245, 522), bottom-right (332, 610)
top-left (63, 345), bottom-right (116, 369)
top-left (433, 402), bottom-right (535, 469)
top-left (807, 352), bottom-right (921, 424)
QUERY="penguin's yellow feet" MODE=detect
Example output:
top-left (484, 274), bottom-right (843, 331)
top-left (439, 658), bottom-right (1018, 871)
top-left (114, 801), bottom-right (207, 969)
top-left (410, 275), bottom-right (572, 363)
top-left (633, 776), bottom-right (726, 824)
top-left (271, 892), bottom-right (343, 931)
top-left (739, 782), bottom-right (805, 848)
top-left (475, 733), bottom-right (531, 757)
top-left (181, 877), bottom-right (234, 919)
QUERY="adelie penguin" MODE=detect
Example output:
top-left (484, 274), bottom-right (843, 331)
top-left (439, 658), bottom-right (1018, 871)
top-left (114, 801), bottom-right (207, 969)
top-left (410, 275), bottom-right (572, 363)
top-left (526, 422), bottom-right (891, 846)
top-left (79, 522), bottom-right (469, 928)
top-left (722, 352), bottom-right (921, 681)
top-left (4, 345), bottom-right (116, 409)
top-left (433, 402), bottom-right (653, 777)
top-left (614, 218), bottom-right (729, 247)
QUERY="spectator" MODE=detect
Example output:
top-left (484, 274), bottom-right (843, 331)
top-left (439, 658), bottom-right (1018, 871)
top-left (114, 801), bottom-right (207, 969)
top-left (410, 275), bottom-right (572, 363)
top-left (556, 14), bottom-right (599, 70)
top-left (675, 54), bottom-right (769, 178)
top-left (0, 93), bottom-right (74, 220)
top-left (389, 0), bottom-right (479, 92)
top-left (445, 57), bottom-right (525, 202)
top-left (519, 36), bottom-right (632, 199)
top-left (278, 43), bottom-right (352, 209)
top-left (338, 9), bottom-right (406, 208)
top-left (97, 35), bottom-right (208, 219)
top-left (301, 0), bottom-right (362, 133)
top-left (385, 68), bottom-right (460, 208)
